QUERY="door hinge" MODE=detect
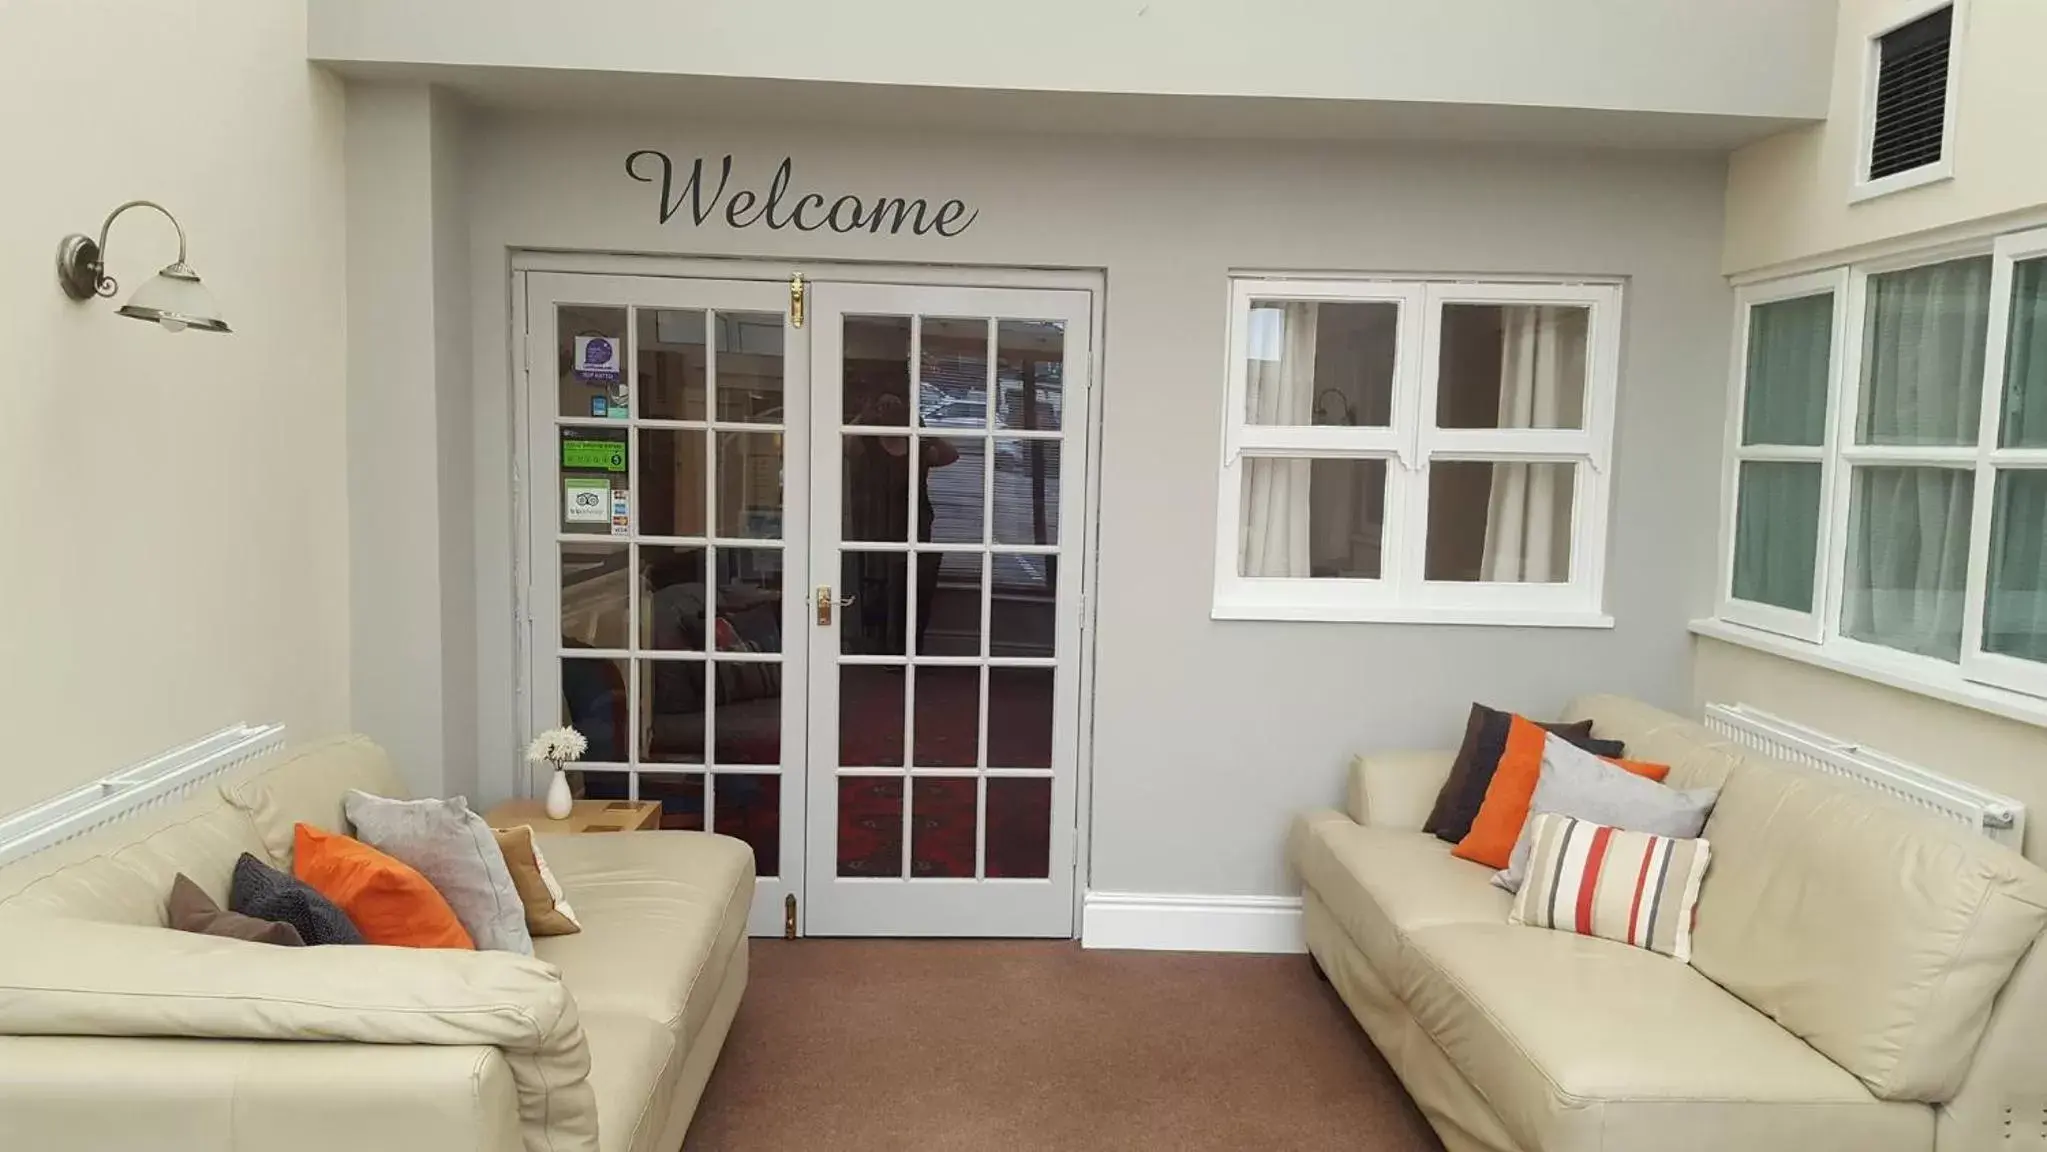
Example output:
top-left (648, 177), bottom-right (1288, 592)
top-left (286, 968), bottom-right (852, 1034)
top-left (789, 272), bottom-right (806, 329)
top-left (783, 893), bottom-right (798, 939)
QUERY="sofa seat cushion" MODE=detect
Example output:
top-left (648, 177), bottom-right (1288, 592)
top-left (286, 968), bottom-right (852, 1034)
top-left (532, 831), bottom-right (753, 1048)
top-left (1289, 813), bottom-right (1509, 979)
top-left (1398, 923), bottom-right (1932, 1152)
top-left (581, 1012), bottom-right (677, 1152)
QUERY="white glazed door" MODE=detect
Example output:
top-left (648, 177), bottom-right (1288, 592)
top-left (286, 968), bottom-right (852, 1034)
top-left (526, 272), bottom-right (807, 936)
top-left (802, 283), bottom-right (1092, 937)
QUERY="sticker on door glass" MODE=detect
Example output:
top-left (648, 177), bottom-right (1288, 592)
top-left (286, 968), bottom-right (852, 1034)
top-left (564, 477), bottom-right (610, 524)
top-left (573, 335), bottom-right (622, 383)
top-left (562, 439), bottom-right (627, 472)
top-left (610, 489), bottom-right (631, 536)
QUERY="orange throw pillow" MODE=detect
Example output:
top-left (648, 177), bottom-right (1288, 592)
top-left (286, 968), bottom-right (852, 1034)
top-left (292, 823), bottom-right (474, 949)
top-left (1451, 715), bottom-right (1670, 870)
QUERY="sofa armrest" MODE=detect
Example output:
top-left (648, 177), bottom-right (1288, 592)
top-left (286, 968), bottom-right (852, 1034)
top-left (0, 1034), bottom-right (521, 1152)
top-left (1346, 750), bottom-right (1456, 830)
top-left (0, 915), bottom-right (596, 1152)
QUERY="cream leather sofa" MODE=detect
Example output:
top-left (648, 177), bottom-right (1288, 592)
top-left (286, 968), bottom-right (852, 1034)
top-left (0, 736), bottom-right (754, 1152)
top-left (1289, 695), bottom-right (2047, 1152)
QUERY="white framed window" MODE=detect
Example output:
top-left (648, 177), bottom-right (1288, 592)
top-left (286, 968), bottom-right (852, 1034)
top-left (1850, 0), bottom-right (1961, 203)
top-left (1716, 226), bottom-right (2047, 704)
top-left (1213, 276), bottom-right (1622, 626)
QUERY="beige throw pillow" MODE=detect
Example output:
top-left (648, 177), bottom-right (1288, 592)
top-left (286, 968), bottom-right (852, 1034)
top-left (167, 873), bottom-right (306, 946)
top-left (492, 825), bottom-right (582, 936)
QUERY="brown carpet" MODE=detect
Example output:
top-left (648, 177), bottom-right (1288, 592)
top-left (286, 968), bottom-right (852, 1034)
top-left (684, 940), bottom-right (1444, 1151)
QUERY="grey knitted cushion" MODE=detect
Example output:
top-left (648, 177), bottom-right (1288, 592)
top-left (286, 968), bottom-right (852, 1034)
top-left (228, 852), bottom-right (365, 946)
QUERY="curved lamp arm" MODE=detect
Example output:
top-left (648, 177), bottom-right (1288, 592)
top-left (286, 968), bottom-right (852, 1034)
top-left (56, 200), bottom-right (192, 301)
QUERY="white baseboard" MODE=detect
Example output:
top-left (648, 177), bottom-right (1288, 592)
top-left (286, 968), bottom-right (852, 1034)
top-left (1080, 890), bottom-right (1305, 954)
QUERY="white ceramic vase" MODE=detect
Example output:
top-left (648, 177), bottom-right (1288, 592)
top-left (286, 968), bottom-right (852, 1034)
top-left (545, 766), bottom-right (575, 819)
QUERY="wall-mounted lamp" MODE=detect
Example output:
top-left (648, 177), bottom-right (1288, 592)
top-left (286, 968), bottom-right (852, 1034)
top-left (56, 200), bottom-right (229, 333)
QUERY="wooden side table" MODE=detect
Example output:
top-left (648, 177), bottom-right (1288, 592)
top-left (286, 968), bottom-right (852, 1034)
top-left (486, 799), bottom-right (662, 834)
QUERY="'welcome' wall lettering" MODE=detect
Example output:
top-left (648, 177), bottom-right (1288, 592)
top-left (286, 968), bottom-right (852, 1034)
top-left (626, 151), bottom-right (980, 238)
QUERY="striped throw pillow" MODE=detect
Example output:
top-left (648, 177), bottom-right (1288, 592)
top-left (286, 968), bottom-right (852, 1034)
top-left (1508, 813), bottom-right (1712, 963)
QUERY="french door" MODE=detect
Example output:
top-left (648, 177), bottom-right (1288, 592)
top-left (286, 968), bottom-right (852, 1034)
top-left (524, 269), bottom-right (1091, 938)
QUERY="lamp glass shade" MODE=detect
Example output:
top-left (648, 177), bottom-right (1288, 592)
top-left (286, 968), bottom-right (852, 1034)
top-left (117, 265), bottom-right (229, 333)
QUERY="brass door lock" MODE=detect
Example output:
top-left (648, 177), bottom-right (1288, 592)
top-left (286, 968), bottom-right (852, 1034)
top-left (815, 585), bottom-right (854, 625)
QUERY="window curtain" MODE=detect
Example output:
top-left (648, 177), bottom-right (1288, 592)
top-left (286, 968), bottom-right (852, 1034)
top-left (1842, 258), bottom-right (1991, 660)
top-left (1731, 294), bottom-right (1832, 611)
top-left (1987, 472), bottom-right (2047, 662)
top-left (1480, 307), bottom-right (1571, 582)
top-left (1241, 303), bottom-right (1318, 577)
top-left (2002, 257), bottom-right (2047, 449)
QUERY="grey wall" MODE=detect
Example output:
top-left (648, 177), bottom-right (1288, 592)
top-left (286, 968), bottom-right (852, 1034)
top-left (460, 115), bottom-right (1732, 897)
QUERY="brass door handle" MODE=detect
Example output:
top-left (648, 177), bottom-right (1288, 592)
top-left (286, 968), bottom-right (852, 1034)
top-left (814, 586), bottom-right (855, 625)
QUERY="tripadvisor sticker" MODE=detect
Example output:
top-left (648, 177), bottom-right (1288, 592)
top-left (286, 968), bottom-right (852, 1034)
top-left (562, 439), bottom-right (626, 472)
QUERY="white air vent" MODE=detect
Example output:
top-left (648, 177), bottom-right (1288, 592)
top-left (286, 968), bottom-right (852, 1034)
top-left (1865, 4), bottom-right (1954, 184)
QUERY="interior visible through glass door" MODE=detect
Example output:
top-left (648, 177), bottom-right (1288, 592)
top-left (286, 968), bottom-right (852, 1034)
top-left (528, 273), bottom-right (807, 936)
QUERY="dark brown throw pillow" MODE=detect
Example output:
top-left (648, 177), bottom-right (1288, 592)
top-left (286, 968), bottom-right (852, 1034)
top-left (167, 873), bottom-right (306, 946)
top-left (1423, 703), bottom-right (1624, 843)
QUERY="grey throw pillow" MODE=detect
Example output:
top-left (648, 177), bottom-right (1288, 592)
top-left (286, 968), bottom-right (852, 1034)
top-left (229, 853), bottom-right (365, 946)
top-left (344, 791), bottom-right (534, 955)
top-left (1495, 733), bottom-right (1719, 893)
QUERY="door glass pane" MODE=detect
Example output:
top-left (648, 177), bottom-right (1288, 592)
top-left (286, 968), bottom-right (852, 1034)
top-left (923, 437), bottom-right (985, 543)
top-left (642, 659), bottom-right (705, 764)
top-left (1244, 302), bottom-right (1394, 427)
top-left (840, 667), bottom-right (904, 767)
top-left (1424, 461), bottom-right (1576, 583)
top-left (998, 320), bottom-right (1067, 432)
top-left (1437, 304), bottom-right (1589, 430)
top-left (841, 551), bottom-right (908, 655)
top-left (1985, 469), bottom-right (2047, 663)
top-left (912, 666), bottom-right (979, 768)
top-left (1843, 466), bottom-right (1973, 661)
top-left (988, 667), bottom-right (1053, 769)
top-left (1743, 293), bottom-right (1833, 447)
top-left (991, 564), bottom-right (1056, 658)
top-left (984, 777), bottom-right (1051, 879)
top-left (2000, 256), bottom-right (2047, 448)
top-left (911, 777), bottom-right (977, 878)
top-left (558, 305), bottom-right (629, 419)
top-left (837, 777), bottom-right (904, 877)
top-left (640, 546), bottom-right (706, 651)
top-left (716, 311), bottom-right (785, 424)
top-left (561, 656), bottom-right (629, 763)
top-left (561, 543), bottom-right (628, 649)
top-left (560, 428), bottom-right (628, 536)
top-left (921, 318), bottom-right (989, 425)
top-left (713, 663), bottom-right (781, 765)
top-left (1858, 257), bottom-right (1991, 447)
top-left (844, 435), bottom-right (911, 542)
top-left (993, 439), bottom-right (1060, 545)
top-left (639, 772), bottom-right (704, 831)
top-left (638, 428), bottom-right (706, 537)
top-left (1732, 462), bottom-right (1823, 613)
top-left (714, 548), bottom-right (782, 654)
top-left (919, 554), bottom-right (983, 657)
top-left (1236, 458), bottom-right (1387, 579)
top-left (843, 315), bottom-right (911, 425)
top-left (638, 308), bottom-right (707, 420)
top-left (714, 774), bottom-right (781, 875)
top-left (717, 431), bottom-right (783, 539)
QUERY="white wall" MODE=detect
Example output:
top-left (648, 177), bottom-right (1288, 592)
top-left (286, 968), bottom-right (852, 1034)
top-left (310, 0), bottom-right (1833, 123)
top-left (0, 0), bottom-right (349, 815)
top-left (454, 117), bottom-right (1731, 897)
top-left (1725, 0), bottom-right (2047, 274)
top-left (1701, 0), bottom-right (2047, 851)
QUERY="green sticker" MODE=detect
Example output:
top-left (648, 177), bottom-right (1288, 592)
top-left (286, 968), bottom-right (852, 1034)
top-left (562, 439), bottom-right (627, 472)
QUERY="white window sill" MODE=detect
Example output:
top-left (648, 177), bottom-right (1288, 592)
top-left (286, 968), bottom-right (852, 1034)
top-left (1215, 602), bottom-right (1615, 629)
top-left (1849, 160), bottom-right (1954, 205)
top-left (1689, 617), bottom-right (2047, 730)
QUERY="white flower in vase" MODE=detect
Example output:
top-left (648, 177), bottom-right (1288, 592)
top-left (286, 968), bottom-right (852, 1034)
top-left (527, 727), bottom-right (587, 819)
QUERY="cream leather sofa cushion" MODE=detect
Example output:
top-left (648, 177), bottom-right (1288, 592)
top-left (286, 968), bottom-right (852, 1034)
top-left (221, 736), bottom-right (410, 864)
top-left (1559, 695), bottom-right (1745, 792)
top-left (532, 831), bottom-right (754, 1045)
top-left (0, 790), bottom-right (266, 926)
top-left (580, 1013), bottom-right (677, 1152)
top-left (1288, 810), bottom-right (1509, 981)
top-left (1399, 923), bottom-right (1932, 1152)
top-left (1693, 755), bottom-right (2047, 1102)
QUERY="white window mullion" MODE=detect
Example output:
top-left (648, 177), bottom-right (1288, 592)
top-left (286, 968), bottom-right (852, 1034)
top-left (1819, 266), bottom-right (1871, 647)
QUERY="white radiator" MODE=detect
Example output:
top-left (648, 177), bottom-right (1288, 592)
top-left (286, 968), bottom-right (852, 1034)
top-left (1704, 703), bottom-right (2025, 852)
top-left (0, 724), bottom-right (285, 869)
